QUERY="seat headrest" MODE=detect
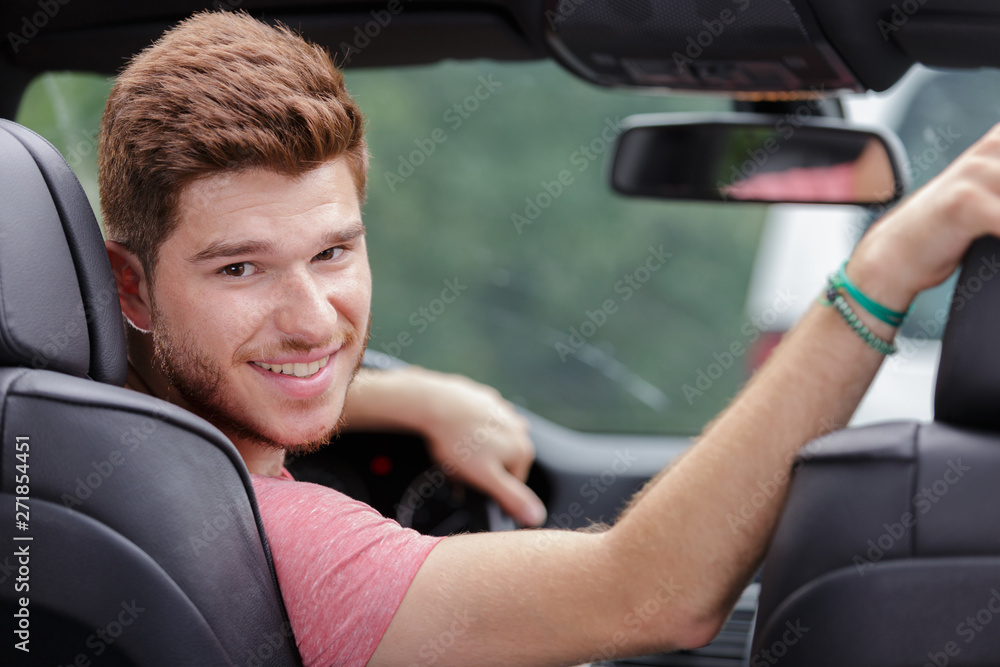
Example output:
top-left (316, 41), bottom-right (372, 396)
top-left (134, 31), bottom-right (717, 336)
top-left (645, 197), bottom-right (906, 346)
top-left (0, 119), bottom-right (126, 385)
top-left (934, 234), bottom-right (1000, 429)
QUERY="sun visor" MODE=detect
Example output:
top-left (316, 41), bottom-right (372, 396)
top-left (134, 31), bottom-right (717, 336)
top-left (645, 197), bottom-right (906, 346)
top-left (543, 0), bottom-right (861, 94)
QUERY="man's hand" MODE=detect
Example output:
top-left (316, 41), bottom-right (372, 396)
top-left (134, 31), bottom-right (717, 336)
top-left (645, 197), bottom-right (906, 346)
top-left (341, 365), bottom-right (546, 526)
top-left (414, 370), bottom-right (547, 527)
top-left (850, 122), bottom-right (1000, 308)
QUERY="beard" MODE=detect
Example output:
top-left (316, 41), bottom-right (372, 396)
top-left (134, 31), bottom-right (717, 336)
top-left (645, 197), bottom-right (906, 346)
top-left (151, 305), bottom-right (369, 456)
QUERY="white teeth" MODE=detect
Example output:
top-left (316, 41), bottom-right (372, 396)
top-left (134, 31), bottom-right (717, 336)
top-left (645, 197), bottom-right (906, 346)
top-left (252, 355), bottom-right (330, 378)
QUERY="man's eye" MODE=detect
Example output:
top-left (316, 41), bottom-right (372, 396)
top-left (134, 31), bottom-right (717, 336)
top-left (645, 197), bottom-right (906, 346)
top-left (221, 262), bottom-right (256, 277)
top-left (315, 247), bottom-right (344, 261)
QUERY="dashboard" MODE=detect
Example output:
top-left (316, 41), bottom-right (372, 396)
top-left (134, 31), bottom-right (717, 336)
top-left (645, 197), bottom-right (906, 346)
top-left (286, 431), bottom-right (531, 534)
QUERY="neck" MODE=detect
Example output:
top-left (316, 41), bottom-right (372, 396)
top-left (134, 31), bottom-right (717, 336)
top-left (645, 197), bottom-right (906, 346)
top-left (124, 327), bottom-right (287, 477)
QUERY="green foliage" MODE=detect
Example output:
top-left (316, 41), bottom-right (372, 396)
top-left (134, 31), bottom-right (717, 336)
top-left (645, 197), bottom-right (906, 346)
top-left (16, 72), bottom-right (113, 226)
top-left (352, 61), bottom-right (767, 434)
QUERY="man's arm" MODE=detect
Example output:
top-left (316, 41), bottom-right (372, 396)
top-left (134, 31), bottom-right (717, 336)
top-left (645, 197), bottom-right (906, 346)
top-left (373, 301), bottom-right (882, 664)
top-left (341, 364), bottom-right (547, 526)
top-left (370, 125), bottom-right (1000, 664)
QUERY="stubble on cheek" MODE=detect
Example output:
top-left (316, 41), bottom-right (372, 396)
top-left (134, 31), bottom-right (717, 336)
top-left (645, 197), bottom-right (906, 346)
top-left (149, 306), bottom-right (372, 456)
top-left (147, 293), bottom-right (285, 449)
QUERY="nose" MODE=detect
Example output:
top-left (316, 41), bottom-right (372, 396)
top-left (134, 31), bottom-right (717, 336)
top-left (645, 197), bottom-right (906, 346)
top-left (272, 267), bottom-right (337, 344)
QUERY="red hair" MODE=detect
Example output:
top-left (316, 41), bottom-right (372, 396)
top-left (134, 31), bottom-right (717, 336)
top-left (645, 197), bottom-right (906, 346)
top-left (99, 10), bottom-right (368, 276)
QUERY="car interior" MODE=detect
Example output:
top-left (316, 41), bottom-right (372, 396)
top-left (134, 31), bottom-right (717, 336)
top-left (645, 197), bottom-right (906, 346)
top-left (4, 1), bottom-right (1000, 665)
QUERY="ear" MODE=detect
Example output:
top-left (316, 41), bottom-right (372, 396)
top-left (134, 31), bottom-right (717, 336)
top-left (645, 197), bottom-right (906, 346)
top-left (105, 240), bottom-right (153, 332)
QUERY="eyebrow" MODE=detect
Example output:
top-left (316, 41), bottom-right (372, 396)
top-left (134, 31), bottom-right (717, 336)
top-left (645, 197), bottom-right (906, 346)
top-left (187, 221), bottom-right (366, 264)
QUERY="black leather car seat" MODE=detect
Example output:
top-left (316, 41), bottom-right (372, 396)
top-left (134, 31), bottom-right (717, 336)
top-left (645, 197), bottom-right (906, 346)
top-left (0, 119), bottom-right (301, 665)
top-left (752, 236), bottom-right (1000, 665)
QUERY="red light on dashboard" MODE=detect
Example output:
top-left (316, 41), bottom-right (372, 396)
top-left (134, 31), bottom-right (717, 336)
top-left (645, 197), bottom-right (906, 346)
top-left (370, 455), bottom-right (393, 476)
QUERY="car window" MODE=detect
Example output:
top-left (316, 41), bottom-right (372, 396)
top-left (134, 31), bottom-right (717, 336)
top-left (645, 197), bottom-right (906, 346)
top-left (894, 69), bottom-right (1000, 341)
top-left (850, 67), bottom-right (1000, 342)
top-left (16, 72), bottom-right (112, 217)
top-left (18, 62), bottom-right (770, 436)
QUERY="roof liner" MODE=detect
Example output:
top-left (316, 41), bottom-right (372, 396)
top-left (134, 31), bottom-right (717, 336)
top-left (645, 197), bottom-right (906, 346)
top-left (2, 0), bottom-right (1000, 97)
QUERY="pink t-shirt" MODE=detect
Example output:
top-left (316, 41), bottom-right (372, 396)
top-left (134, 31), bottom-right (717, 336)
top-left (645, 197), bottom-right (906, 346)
top-left (252, 470), bottom-right (444, 666)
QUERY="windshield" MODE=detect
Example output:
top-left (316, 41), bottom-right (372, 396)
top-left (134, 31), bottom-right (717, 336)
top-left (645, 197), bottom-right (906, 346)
top-left (31, 63), bottom-right (997, 435)
top-left (848, 67), bottom-right (1000, 342)
top-left (18, 60), bottom-right (769, 436)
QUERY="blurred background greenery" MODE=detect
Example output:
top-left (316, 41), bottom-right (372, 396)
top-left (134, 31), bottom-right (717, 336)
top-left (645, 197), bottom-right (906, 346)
top-left (16, 59), bottom-right (768, 435)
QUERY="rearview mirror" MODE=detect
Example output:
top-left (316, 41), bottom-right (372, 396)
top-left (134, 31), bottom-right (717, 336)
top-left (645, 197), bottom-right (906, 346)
top-left (611, 113), bottom-right (909, 206)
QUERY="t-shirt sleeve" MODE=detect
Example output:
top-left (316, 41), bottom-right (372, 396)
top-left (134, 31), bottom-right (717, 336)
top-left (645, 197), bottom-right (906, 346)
top-left (252, 473), bottom-right (444, 666)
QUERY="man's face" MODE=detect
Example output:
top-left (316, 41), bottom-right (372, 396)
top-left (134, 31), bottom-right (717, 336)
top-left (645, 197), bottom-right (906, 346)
top-left (148, 159), bottom-right (371, 454)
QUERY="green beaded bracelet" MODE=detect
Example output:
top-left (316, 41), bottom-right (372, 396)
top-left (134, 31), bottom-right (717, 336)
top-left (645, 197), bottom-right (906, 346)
top-left (830, 261), bottom-right (908, 327)
top-left (820, 281), bottom-right (897, 355)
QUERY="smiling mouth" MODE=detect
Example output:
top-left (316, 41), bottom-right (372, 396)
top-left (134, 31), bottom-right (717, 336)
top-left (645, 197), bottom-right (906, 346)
top-left (251, 355), bottom-right (330, 378)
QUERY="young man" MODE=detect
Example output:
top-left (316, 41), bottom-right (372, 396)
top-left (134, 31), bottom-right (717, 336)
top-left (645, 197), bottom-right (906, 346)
top-left (101, 10), bottom-right (1000, 667)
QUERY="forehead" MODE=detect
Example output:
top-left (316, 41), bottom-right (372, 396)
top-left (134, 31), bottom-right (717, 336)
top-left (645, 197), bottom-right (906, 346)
top-left (170, 160), bottom-right (363, 251)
